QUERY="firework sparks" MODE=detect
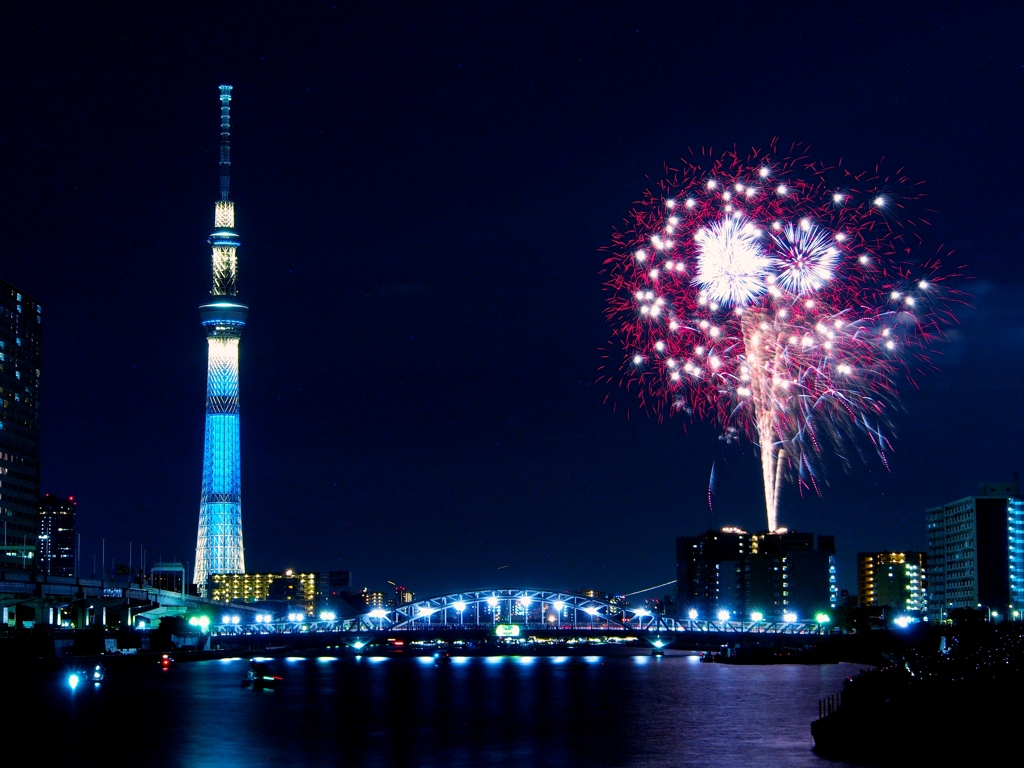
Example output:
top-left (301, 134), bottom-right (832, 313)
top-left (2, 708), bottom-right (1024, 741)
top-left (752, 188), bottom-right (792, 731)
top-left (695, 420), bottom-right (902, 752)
top-left (603, 143), bottom-right (960, 532)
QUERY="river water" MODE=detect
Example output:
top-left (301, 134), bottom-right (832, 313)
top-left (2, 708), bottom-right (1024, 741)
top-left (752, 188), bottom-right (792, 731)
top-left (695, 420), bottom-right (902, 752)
top-left (23, 651), bottom-right (865, 767)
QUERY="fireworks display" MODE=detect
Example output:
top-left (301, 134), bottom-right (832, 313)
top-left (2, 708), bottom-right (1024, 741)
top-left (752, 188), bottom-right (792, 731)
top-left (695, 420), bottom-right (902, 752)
top-left (603, 143), bottom-right (960, 532)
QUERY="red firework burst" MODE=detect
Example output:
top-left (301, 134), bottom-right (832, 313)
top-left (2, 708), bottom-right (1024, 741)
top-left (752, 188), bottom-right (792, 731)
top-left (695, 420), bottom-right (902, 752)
top-left (601, 142), bottom-right (962, 531)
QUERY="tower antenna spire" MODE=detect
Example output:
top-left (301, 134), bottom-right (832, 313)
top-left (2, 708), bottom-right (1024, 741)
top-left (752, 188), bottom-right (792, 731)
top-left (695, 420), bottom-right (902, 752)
top-left (219, 85), bottom-right (232, 201)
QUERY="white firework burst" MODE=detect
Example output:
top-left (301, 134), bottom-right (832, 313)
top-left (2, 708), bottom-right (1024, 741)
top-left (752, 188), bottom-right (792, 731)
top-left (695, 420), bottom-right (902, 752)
top-left (692, 217), bottom-right (771, 306)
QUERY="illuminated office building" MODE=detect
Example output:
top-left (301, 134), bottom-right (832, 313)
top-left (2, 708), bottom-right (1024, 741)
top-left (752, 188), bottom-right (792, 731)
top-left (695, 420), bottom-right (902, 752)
top-left (38, 494), bottom-right (76, 577)
top-left (0, 280), bottom-right (41, 572)
top-left (194, 85), bottom-right (248, 591)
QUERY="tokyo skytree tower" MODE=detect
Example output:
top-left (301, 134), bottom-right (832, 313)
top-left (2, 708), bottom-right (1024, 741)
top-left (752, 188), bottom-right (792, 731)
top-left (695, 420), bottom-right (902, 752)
top-left (194, 85), bottom-right (247, 591)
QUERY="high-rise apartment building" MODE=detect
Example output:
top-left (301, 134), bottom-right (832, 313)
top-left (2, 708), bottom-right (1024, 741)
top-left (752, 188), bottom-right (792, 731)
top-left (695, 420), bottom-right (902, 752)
top-left (0, 280), bottom-right (41, 572)
top-left (926, 482), bottom-right (1024, 622)
top-left (38, 494), bottom-right (76, 577)
top-left (857, 552), bottom-right (926, 616)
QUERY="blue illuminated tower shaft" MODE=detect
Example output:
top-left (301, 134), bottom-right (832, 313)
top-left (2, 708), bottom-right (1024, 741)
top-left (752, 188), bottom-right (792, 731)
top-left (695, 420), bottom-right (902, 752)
top-left (194, 85), bottom-right (247, 589)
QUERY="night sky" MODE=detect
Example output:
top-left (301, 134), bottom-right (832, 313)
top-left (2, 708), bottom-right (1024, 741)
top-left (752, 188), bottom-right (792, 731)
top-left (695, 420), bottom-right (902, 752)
top-left (3, 3), bottom-right (1022, 599)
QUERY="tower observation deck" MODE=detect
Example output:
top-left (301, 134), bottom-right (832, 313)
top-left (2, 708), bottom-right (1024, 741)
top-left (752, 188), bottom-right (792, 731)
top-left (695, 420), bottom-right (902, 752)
top-left (194, 85), bottom-right (247, 591)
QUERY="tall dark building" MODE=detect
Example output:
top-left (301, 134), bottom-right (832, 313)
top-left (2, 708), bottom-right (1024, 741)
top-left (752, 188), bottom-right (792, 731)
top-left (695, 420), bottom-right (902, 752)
top-left (926, 482), bottom-right (1024, 622)
top-left (677, 527), bottom-right (836, 620)
top-left (38, 494), bottom-right (76, 577)
top-left (747, 530), bottom-right (836, 619)
top-left (676, 527), bottom-right (750, 618)
top-left (0, 280), bottom-right (42, 573)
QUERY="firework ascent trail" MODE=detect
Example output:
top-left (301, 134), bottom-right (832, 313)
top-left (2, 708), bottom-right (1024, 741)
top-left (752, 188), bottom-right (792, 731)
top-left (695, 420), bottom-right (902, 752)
top-left (602, 142), bottom-right (961, 532)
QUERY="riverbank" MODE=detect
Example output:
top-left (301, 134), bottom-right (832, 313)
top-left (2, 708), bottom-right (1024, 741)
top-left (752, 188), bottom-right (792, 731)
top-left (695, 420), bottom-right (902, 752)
top-left (812, 623), bottom-right (1024, 764)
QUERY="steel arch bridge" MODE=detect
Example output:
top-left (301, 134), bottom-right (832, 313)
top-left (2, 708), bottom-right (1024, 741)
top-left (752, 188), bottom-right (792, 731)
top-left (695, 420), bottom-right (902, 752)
top-left (206, 587), bottom-right (830, 637)
top-left (353, 588), bottom-right (676, 632)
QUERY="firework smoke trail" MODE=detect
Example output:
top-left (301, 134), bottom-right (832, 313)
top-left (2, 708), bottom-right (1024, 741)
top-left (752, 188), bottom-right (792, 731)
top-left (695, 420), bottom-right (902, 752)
top-left (707, 461), bottom-right (716, 514)
top-left (602, 143), bottom-right (960, 532)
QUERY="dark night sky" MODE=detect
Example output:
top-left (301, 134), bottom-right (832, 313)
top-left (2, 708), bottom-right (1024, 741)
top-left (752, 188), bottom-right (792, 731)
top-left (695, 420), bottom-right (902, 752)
top-left (2, 3), bottom-right (1022, 599)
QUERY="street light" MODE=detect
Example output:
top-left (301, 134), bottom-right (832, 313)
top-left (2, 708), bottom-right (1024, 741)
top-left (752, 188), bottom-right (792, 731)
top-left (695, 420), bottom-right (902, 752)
top-left (486, 595), bottom-right (499, 625)
top-left (519, 596), bottom-right (532, 625)
top-left (369, 608), bottom-right (388, 630)
top-left (416, 606), bottom-right (435, 626)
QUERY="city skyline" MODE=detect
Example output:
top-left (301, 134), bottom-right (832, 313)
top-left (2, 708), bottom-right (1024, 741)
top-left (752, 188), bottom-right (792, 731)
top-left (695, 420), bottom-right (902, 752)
top-left (2, 4), bottom-right (1022, 597)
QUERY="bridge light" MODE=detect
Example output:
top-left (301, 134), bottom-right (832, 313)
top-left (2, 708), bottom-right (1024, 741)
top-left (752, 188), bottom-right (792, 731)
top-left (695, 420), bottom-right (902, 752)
top-left (814, 613), bottom-right (830, 624)
top-left (716, 610), bottom-right (730, 622)
top-left (584, 606), bottom-right (598, 616)
top-left (750, 611), bottom-right (763, 622)
top-left (486, 596), bottom-right (499, 608)
top-left (553, 600), bottom-right (565, 612)
top-left (417, 606), bottom-right (436, 618)
top-left (519, 596), bottom-right (532, 608)
top-left (221, 615), bottom-right (232, 624)
top-left (783, 612), bottom-right (797, 623)
top-left (67, 673), bottom-right (81, 690)
top-left (633, 608), bottom-right (649, 618)
top-left (369, 609), bottom-right (388, 619)
top-left (319, 612), bottom-right (336, 622)
top-left (453, 601), bottom-right (467, 612)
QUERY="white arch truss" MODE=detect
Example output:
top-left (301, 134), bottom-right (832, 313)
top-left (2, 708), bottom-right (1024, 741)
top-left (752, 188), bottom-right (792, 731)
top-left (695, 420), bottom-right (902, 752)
top-left (356, 588), bottom-right (676, 631)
